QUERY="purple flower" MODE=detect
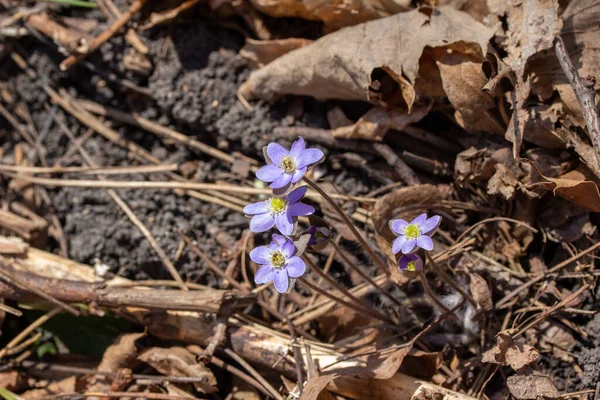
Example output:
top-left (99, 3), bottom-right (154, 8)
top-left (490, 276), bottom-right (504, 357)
top-left (398, 253), bottom-right (423, 272)
top-left (243, 186), bottom-right (314, 236)
top-left (390, 213), bottom-right (441, 254)
top-left (256, 137), bottom-right (324, 189)
top-left (251, 234), bottom-right (306, 293)
top-left (307, 225), bottom-right (330, 246)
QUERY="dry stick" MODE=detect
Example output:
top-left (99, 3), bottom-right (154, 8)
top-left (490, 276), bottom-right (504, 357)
top-left (303, 176), bottom-right (389, 275)
top-left (555, 36), bottom-right (600, 168)
top-left (49, 107), bottom-right (188, 291)
top-left (59, 0), bottom-right (146, 71)
top-left (0, 164), bottom-right (179, 175)
top-left (4, 173), bottom-right (373, 203)
top-left (97, 0), bottom-right (149, 54)
top-left (0, 302), bottom-right (22, 317)
top-left (0, 307), bottom-right (61, 359)
top-left (4, 331), bottom-right (42, 356)
top-left (330, 240), bottom-right (404, 309)
top-left (210, 356), bottom-right (272, 398)
top-left (497, 240), bottom-right (600, 309)
top-left (284, 313), bottom-right (304, 396)
top-left (372, 142), bottom-right (420, 185)
top-left (425, 252), bottom-right (478, 308)
top-left (0, 267), bottom-right (80, 316)
top-left (224, 348), bottom-right (284, 400)
top-left (302, 255), bottom-right (394, 325)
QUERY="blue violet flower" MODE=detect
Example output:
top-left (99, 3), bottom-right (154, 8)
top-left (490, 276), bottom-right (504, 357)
top-left (390, 213), bottom-right (441, 254)
top-left (398, 253), bottom-right (424, 272)
top-left (251, 234), bottom-right (306, 293)
top-left (243, 186), bottom-right (314, 236)
top-left (256, 136), bottom-right (324, 189)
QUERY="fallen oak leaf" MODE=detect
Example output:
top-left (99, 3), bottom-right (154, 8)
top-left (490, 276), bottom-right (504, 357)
top-left (506, 375), bottom-right (559, 399)
top-left (239, 5), bottom-right (494, 111)
top-left (240, 38), bottom-right (313, 68)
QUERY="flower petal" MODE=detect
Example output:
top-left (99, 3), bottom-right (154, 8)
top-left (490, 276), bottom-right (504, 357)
top-left (287, 202), bottom-right (315, 217)
top-left (402, 238), bottom-right (417, 254)
top-left (290, 166), bottom-right (307, 183)
top-left (391, 236), bottom-right (406, 254)
top-left (286, 256), bottom-right (306, 278)
top-left (271, 234), bottom-right (287, 249)
top-left (296, 148), bottom-right (324, 169)
top-left (249, 245), bottom-right (271, 264)
top-left (286, 186), bottom-right (307, 204)
top-left (243, 201), bottom-right (268, 215)
top-left (270, 172), bottom-right (293, 189)
top-left (390, 219), bottom-right (408, 235)
top-left (275, 212), bottom-right (294, 236)
top-left (254, 264), bottom-right (274, 284)
top-left (281, 239), bottom-right (295, 258)
top-left (412, 256), bottom-right (424, 271)
top-left (416, 235), bottom-right (434, 251)
top-left (273, 269), bottom-right (289, 293)
top-left (290, 136), bottom-right (306, 159)
top-left (420, 215), bottom-right (441, 235)
top-left (267, 143), bottom-right (289, 165)
top-left (256, 164), bottom-right (283, 183)
top-left (410, 213), bottom-right (428, 227)
top-left (249, 213), bottom-right (275, 233)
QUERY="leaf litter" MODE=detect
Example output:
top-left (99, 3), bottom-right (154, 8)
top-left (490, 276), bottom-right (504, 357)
top-left (0, 0), bottom-right (600, 399)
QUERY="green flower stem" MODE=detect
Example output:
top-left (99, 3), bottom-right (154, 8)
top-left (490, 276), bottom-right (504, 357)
top-left (302, 176), bottom-right (389, 275)
top-left (425, 251), bottom-right (478, 308)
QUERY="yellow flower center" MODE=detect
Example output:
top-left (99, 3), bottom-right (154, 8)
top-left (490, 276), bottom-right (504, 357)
top-left (280, 156), bottom-right (296, 173)
top-left (403, 224), bottom-right (421, 240)
top-left (406, 261), bottom-right (417, 272)
top-left (270, 251), bottom-right (286, 268)
top-left (269, 197), bottom-right (287, 214)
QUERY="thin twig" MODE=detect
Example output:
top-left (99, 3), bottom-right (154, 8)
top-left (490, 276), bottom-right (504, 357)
top-left (0, 307), bottom-right (61, 359)
top-left (303, 176), bottom-right (388, 275)
top-left (224, 348), bottom-right (284, 400)
top-left (555, 36), bottom-right (600, 168)
top-left (425, 252), bottom-right (478, 308)
top-left (210, 356), bottom-right (272, 398)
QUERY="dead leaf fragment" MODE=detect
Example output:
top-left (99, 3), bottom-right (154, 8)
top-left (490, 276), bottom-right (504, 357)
top-left (97, 332), bottom-right (145, 373)
top-left (240, 6), bottom-right (494, 111)
top-left (332, 104), bottom-right (432, 141)
top-left (468, 273), bottom-right (492, 311)
top-left (482, 330), bottom-right (539, 371)
top-left (240, 38), bottom-right (313, 68)
top-left (506, 375), bottom-right (559, 399)
top-left (139, 347), bottom-right (218, 393)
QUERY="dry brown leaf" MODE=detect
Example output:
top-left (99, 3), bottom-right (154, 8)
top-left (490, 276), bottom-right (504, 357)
top-left (0, 371), bottom-right (24, 391)
top-left (98, 332), bottom-right (145, 373)
top-left (530, 163), bottom-right (600, 212)
top-left (506, 375), bottom-right (559, 399)
top-left (139, 347), bottom-right (218, 394)
top-left (332, 104), bottom-right (431, 141)
top-left (438, 0), bottom-right (490, 22)
top-left (300, 345), bottom-right (413, 400)
top-left (468, 273), bottom-right (492, 311)
top-left (497, 0), bottom-right (562, 157)
top-left (247, 0), bottom-right (411, 31)
top-left (482, 331), bottom-right (539, 371)
top-left (21, 376), bottom-right (77, 399)
top-left (240, 38), bottom-right (313, 68)
top-left (239, 6), bottom-right (494, 111)
top-left (372, 184), bottom-right (451, 272)
top-left (398, 350), bottom-right (441, 380)
top-left (455, 146), bottom-right (512, 183)
top-left (436, 51), bottom-right (503, 134)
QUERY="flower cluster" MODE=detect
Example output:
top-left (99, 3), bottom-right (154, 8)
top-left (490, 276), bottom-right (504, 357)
top-left (389, 213), bottom-right (441, 272)
top-left (245, 137), bottom-right (325, 293)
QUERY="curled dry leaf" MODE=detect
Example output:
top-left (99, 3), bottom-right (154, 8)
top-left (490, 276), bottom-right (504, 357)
top-left (468, 273), bottom-right (492, 311)
top-left (139, 347), bottom-right (218, 394)
top-left (240, 38), bottom-right (313, 68)
top-left (239, 6), bottom-right (494, 111)
top-left (529, 162), bottom-right (600, 212)
top-left (332, 103), bottom-right (432, 141)
top-left (97, 332), bottom-right (145, 373)
top-left (482, 331), bottom-right (540, 371)
top-left (506, 375), bottom-right (559, 400)
top-left (21, 376), bottom-right (77, 399)
top-left (247, 0), bottom-right (411, 31)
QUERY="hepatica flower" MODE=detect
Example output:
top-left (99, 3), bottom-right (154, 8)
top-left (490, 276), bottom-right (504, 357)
top-left (307, 225), bottom-right (330, 246)
top-left (390, 213), bottom-right (441, 254)
top-left (251, 234), bottom-right (306, 293)
top-left (243, 186), bottom-right (314, 236)
top-left (256, 137), bottom-right (324, 189)
top-left (398, 253), bottom-right (423, 272)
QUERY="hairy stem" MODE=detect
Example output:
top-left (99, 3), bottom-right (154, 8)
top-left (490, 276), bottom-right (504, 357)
top-left (425, 252), bottom-right (477, 308)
